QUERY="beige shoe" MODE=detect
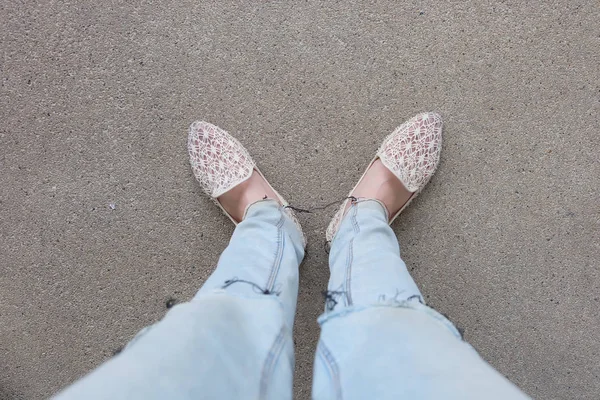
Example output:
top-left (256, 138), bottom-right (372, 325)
top-left (188, 121), bottom-right (306, 247)
top-left (326, 112), bottom-right (443, 242)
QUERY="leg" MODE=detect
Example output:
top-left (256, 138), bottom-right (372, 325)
top-left (313, 200), bottom-right (529, 399)
top-left (316, 113), bottom-right (529, 399)
top-left (54, 199), bottom-right (304, 400)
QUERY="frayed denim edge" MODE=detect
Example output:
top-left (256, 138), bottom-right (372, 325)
top-left (317, 300), bottom-right (463, 340)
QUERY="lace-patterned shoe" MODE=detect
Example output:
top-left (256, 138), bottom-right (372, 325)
top-left (188, 121), bottom-right (306, 247)
top-left (326, 112), bottom-right (443, 242)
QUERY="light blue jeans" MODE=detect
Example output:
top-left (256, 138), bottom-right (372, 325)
top-left (54, 199), bottom-right (529, 399)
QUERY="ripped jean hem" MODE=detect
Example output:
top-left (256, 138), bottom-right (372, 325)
top-left (126, 290), bottom-right (291, 352)
top-left (317, 300), bottom-right (463, 340)
top-left (195, 288), bottom-right (287, 308)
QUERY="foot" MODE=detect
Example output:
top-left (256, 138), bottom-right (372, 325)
top-left (348, 159), bottom-right (413, 219)
top-left (217, 170), bottom-right (281, 223)
top-left (326, 112), bottom-right (443, 242)
top-left (188, 121), bottom-right (306, 247)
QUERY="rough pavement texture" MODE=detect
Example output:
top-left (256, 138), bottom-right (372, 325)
top-left (1, 1), bottom-right (599, 399)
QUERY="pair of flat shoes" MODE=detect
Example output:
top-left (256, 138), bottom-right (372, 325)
top-left (187, 112), bottom-right (443, 248)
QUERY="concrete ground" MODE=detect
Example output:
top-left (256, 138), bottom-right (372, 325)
top-left (1, 1), bottom-right (599, 399)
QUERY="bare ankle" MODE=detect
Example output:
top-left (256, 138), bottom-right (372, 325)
top-left (349, 159), bottom-right (413, 221)
top-left (217, 170), bottom-right (281, 222)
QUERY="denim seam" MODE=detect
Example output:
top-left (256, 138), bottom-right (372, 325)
top-left (343, 205), bottom-right (360, 306)
top-left (350, 201), bottom-right (360, 233)
top-left (265, 212), bottom-right (286, 292)
top-left (318, 341), bottom-right (343, 400)
top-left (343, 238), bottom-right (354, 306)
top-left (259, 326), bottom-right (287, 398)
